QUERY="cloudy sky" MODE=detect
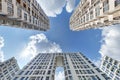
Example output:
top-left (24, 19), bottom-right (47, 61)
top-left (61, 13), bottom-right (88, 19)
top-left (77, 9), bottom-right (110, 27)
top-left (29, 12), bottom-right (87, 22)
top-left (0, 0), bottom-right (120, 80)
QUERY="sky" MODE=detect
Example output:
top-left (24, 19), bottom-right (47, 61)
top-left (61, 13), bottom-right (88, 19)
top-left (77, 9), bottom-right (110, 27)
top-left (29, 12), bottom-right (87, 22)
top-left (0, 0), bottom-right (120, 80)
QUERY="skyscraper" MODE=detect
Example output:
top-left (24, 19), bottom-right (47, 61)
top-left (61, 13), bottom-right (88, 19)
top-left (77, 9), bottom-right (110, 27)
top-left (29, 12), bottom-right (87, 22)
top-left (0, 57), bottom-right (20, 80)
top-left (70, 0), bottom-right (120, 31)
top-left (0, 0), bottom-right (49, 31)
top-left (13, 52), bottom-right (110, 80)
top-left (100, 56), bottom-right (120, 80)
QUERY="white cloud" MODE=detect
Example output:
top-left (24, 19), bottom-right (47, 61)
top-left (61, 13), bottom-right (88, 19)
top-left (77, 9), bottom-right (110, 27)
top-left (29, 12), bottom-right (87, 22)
top-left (99, 24), bottom-right (120, 61)
top-left (0, 36), bottom-right (4, 62)
top-left (37, 0), bottom-right (76, 17)
top-left (66, 0), bottom-right (76, 13)
top-left (55, 71), bottom-right (65, 80)
top-left (19, 33), bottom-right (62, 62)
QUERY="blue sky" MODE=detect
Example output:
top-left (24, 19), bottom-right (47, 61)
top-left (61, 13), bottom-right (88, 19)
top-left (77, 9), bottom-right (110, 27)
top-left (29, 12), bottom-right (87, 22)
top-left (0, 0), bottom-right (120, 79)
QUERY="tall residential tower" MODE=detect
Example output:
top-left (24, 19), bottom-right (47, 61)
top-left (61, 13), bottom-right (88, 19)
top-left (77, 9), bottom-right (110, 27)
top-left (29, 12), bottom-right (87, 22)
top-left (0, 57), bottom-right (20, 80)
top-left (0, 0), bottom-right (49, 31)
top-left (13, 53), bottom-right (110, 80)
top-left (101, 56), bottom-right (120, 80)
top-left (70, 0), bottom-right (120, 31)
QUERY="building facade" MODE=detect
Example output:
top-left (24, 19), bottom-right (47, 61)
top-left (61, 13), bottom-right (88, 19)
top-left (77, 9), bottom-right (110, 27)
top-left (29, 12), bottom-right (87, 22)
top-left (0, 57), bottom-right (20, 80)
top-left (13, 52), bottom-right (110, 80)
top-left (70, 0), bottom-right (120, 31)
top-left (101, 56), bottom-right (120, 80)
top-left (0, 0), bottom-right (49, 31)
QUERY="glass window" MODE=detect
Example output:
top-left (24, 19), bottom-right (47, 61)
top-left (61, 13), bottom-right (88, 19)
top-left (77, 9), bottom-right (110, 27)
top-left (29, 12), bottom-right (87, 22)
top-left (75, 70), bottom-right (79, 74)
top-left (68, 70), bottom-right (71, 74)
top-left (102, 74), bottom-right (110, 79)
top-left (46, 76), bottom-right (49, 80)
top-left (13, 77), bottom-right (18, 80)
top-left (0, 0), bottom-right (2, 10)
top-left (19, 71), bottom-right (24, 75)
top-left (91, 76), bottom-right (97, 80)
top-left (24, 13), bottom-right (27, 20)
top-left (96, 68), bottom-right (102, 72)
top-left (95, 6), bottom-right (100, 17)
top-left (47, 70), bottom-right (51, 75)
top-left (69, 76), bottom-right (73, 80)
top-left (103, 0), bottom-right (109, 12)
top-left (90, 10), bottom-right (93, 19)
top-left (115, 0), bottom-right (120, 7)
top-left (20, 77), bottom-right (25, 80)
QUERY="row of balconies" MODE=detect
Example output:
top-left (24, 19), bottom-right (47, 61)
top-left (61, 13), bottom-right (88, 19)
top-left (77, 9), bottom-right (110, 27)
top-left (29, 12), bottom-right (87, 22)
top-left (0, 17), bottom-right (48, 31)
top-left (71, 0), bottom-right (120, 20)
top-left (15, 0), bottom-right (48, 21)
top-left (70, 9), bottom-right (120, 30)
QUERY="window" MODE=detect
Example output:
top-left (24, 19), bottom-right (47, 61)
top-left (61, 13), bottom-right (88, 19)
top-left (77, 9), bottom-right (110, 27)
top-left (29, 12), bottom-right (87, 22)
top-left (102, 74), bottom-right (110, 79)
top-left (11, 71), bottom-right (15, 77)
top-left (91, 76), bottom-right (98, 80)
top-left (13, 77), bottom-right (18, 80)
top-left (68, 70), bottom-right (71, 74)
top-left (43, 71), bottom-right (45, 75)
top-left (107, 63), bottom-right (112, 69)
top-left (6, 75), bottom-right (11, 80)
top-left (17, 7), bottom-right (22, 18)
top-left (23, 3), bottom-right (26, 9)
top-left (24, 13), bottom-right (27, 21)
top-left (69, 76), bottom-right (73, 80)
top-left (47, 70), bottom-right (51, 75)
top-left (109, 58), bottom-right (113, 63)
top-left (8, 67), bottom-right (12, 71)
top-left (46, 76), bottom-right (49, 80)
top-left (20, 77), bottom-right (25, 80)
top-left (109, 72), bottom-right (114, 78)
top-left (114, 60), bottom-right (118, 65)
top-left (86, 70), bottom-right (93, 74)
top-left (25, 71), bottom-right (29, 75)
top-left (103, 61), bottom-right (107, 66)
top-left (91, 64), bottom-right (96, 67)
top-left (16, 0), bottom-right (21, 4)
top-left (115, 0), bottom-right (120, 7)
top-left (3, 70), bottom-right (8, 74)
top-left (30, 77), bottom-right (36, 80)
top-left (75, 70), bottom-right (79, 74)
top-left (95, 6), bottom-right (100, 17)
top-left (103, 0), bottom-right (109, 12)
top-left (96, 68), bottom-right (102, 72)
top-left (86, 13), bottom-right (89, 21)
top-left (116, 69), bottom-right (120, 76)
top-left (90, 10), bottom-right (93, 19)
top-left (19, 71), bottom-right (24, 75)
top-left (0, 0), bottom-right (2, 11)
